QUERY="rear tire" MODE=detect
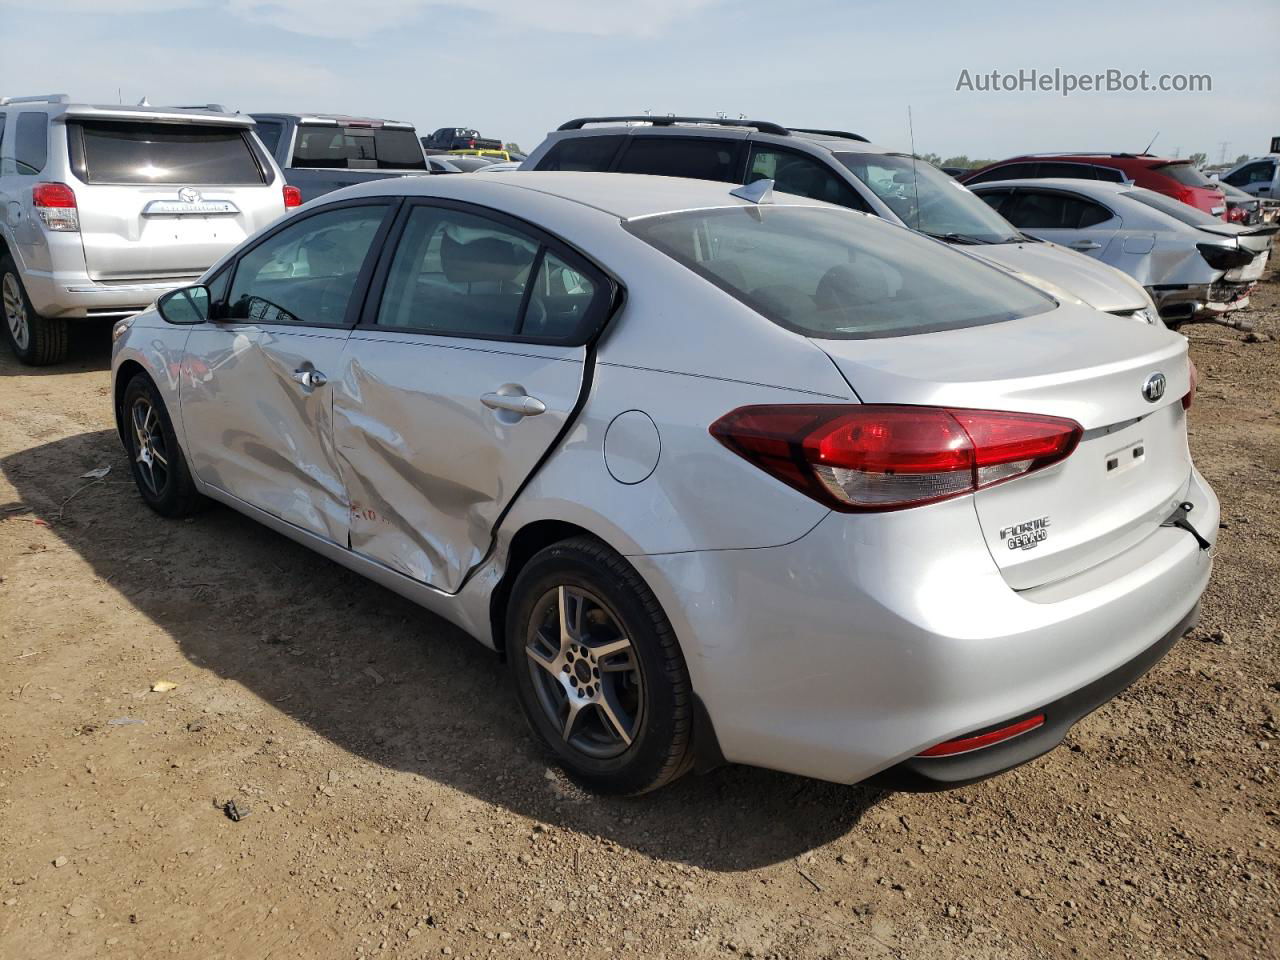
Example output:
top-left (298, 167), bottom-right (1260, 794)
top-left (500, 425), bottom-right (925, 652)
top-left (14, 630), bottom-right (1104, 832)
top-left (506, 536), bottom-right (694, 795)
top-left (122, 373), bottom-right (206, 517)
top-left (1, 254), bottom-right (68, 365)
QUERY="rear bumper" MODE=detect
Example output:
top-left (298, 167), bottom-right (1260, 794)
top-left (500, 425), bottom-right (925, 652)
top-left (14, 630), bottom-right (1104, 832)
top-left (871, 602), bottom-right (1199, 790)
top-left (1151, 282), bottom-right (1252, 322)
top-left (24, 270), bottom-right (194, 320)
top-left (631, 468), bottom-right (1218, 787)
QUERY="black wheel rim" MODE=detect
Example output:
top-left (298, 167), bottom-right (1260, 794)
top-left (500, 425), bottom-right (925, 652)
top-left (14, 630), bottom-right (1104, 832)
top-left (130, 397), bottom-right (170, 498)
top-left (525, 585), bottom-right (644, 760)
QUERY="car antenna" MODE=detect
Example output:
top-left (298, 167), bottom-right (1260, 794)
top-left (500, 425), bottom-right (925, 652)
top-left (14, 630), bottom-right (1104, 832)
top-left (137, 96), bottom-right (151, 107)
top-left (907, 106), bottom-right (921, 230)
top-left (1141, 131), bottom-right (1160, 155)
top-left (730, 179), bottom-right (774, 205)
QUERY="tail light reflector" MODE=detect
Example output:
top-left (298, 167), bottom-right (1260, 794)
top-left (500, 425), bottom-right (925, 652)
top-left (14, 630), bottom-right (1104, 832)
top-left (283, 185), bottom-right (303, 209)
top-left (916, 713), bottom-right (1046, 758)
top-left (710, 405), bottom-right (1082, 512)
top-left (1183, 360), bottom-right (1198, 411)
top-left (33, 182), bottom-right (79, 232)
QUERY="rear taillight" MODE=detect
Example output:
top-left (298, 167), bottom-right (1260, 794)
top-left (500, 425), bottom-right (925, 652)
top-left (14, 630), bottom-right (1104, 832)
top-left (33, 182), bottom-right (79, 232)
top-left (1196, 242), bottom-right (1253, 271)
top-left (916, 713), bottom-right (1045, 758)
top-left (1183, 360), bottom-right (1198, 411)
top-left (710, 405), bottom-right (1082, 512)
top-left (283, 185), bottom-right (303, 208)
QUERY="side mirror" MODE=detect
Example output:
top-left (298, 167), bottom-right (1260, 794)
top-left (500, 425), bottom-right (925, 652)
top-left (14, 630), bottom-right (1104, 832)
top-left (1209, 173), bottom-right (1220, 181)
top-left (157, 284), bottom-right (210, 325)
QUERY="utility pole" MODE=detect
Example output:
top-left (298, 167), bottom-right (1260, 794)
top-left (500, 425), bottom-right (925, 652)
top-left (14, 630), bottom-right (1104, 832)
top-left (1218, 141), bottom-right (1231, 165)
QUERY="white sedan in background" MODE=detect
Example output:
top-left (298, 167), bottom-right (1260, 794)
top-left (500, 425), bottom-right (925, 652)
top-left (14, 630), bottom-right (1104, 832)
top-left (111, 173), bottom-right (1216, 795)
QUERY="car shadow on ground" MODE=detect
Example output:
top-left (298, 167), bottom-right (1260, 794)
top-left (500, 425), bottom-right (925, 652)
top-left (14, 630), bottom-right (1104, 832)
top-left (3, 427), bottom-right (888, 872)
top-left (0, 325), bottom-right (113, 375)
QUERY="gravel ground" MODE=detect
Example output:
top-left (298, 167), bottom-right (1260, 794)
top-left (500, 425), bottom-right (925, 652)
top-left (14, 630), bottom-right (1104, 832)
top-left (1, 250), bottom-right (1277, 960)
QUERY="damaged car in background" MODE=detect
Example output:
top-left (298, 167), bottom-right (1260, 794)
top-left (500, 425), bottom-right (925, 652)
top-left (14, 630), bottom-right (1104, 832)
top-left (972, 178), bottom-right (1277, 328)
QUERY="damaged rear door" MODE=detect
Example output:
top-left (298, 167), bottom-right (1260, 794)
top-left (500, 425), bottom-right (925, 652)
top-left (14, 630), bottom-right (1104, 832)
top-left (331, 200), bottom-right (615, 593)
top-left (180, 200), bottom-right (394, 542)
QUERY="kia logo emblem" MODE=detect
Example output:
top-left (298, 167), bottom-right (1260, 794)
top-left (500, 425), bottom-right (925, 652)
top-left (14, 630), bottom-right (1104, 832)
top-left (178, 187), bottom-right (202, 204)
top-left (1143, 372), bottom-right (1166, 403)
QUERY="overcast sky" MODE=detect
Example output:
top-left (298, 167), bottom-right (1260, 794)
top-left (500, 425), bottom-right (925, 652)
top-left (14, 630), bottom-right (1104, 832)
top-left (3, 0), bottom-right (1276, 163)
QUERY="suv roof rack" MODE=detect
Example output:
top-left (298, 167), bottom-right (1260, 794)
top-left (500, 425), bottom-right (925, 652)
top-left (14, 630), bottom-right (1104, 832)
top-left (172, 103), bottom-right (230, 113)
top-left (0, 93), bottom-right (70, 106)
top-left (789, 127), bottom-right (869, 143)
top-left (558, 115), bottom-right (791, 136)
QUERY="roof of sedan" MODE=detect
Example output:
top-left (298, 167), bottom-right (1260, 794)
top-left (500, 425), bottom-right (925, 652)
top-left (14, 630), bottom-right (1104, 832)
top-left (968, 177), bottom-right (1136, 196)
top-left (339, 171), bottom-right (839, 220)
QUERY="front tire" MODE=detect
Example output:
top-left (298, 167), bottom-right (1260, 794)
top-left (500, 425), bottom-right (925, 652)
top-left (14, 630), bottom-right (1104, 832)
top-left (506, 536), bottom-right (694, 795)
top-left (1, 254), bottom-right (68, 365)
top-left (122, 374), bottom-right (205, 517)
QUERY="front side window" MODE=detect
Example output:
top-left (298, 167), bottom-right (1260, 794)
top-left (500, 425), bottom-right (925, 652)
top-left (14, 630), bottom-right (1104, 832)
top-left (70, 121), bottom-right (265, 184)
top-left (837, 153), bottom-right (1021, 243)
top-left (624, 206), bottom-right (1054, 339)
top-left (228, 205), bottom-right (387, 325)
top-left (375, 205), bottom-right (604, 342)
top-left (1223, 160), bottom-right (1275, 187)
top-left (747, 147), bottom-right (870, 211)
top-left (1004, 191), bottom-right (1114, 229)
top-left (614, 136), bottom-right (740, 182)
top-left (536, 135), bottom-right (624, 172)
top-left (1036, 162), bottom-right (1097, 180)
top-left (963, 162), bottom-right (1036, 185)
top-left (14, 112), bottom-right (49, 175)
top-left (291, 125), bottom-right (426, 171)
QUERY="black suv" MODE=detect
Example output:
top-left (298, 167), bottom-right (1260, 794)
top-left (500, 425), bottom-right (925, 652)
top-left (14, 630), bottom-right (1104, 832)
top-left (421, 127), bottom-right (503, 152)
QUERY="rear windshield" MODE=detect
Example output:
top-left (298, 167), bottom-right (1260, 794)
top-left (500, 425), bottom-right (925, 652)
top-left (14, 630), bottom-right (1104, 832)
top-left (292, 125), bottom-right (426, 170)
top-left (71, 121), bottom-right (266, 184)
top-left (624, 206), bottom-right (1054, 339)
top-left (1154, 162), bottom-right (1216, 188)
top-left (1122, 189), bottom-right (1227, 227)
top-left (836, 153), bottom-right (1022, 244)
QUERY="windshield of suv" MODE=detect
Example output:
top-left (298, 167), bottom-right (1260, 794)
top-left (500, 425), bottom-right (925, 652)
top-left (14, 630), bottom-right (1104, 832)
top-left (836, 153), bottom-right (1022, 243)
top-left (1154, 162), bottom-right (1217, 188)
top-left (70, 121), bottom-right (266, 184)
top-left (292, 125), bottom-right (426, 170)
top-left (624, 206), bottom-right (1054, 339)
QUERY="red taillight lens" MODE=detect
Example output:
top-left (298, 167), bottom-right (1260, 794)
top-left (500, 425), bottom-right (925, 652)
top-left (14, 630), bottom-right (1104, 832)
top-left (32, 182), bottom-right (79, 231)
top-left (283, 185), bottom-right (302, 208)
top-left (915, 713), bottom-right (1045, 758)
top-left (1183, 360), bottom-right (1198, 411)
top-left (710, 405), bottom-right (1082, 512)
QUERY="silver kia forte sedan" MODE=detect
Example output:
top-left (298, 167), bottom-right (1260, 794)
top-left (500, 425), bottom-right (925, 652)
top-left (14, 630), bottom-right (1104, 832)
top-left (111, 172), bottom-right (1218, 795)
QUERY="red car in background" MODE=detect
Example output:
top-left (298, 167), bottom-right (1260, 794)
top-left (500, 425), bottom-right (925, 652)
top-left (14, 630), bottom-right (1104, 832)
top-left (961, 153), bottom-right (1227, 218)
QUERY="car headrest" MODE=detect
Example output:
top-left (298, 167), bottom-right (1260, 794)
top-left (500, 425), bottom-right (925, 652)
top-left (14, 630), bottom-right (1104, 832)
top-left (440, 231), bottom-right (528, 284)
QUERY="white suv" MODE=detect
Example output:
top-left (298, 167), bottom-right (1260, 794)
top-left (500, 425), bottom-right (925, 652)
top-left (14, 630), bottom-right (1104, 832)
top-left (0, 95), bottom-right (293, 364)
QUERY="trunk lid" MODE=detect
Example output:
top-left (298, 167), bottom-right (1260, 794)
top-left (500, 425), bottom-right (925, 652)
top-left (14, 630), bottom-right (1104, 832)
top-left (816, 303), bottom-right (1194, 589)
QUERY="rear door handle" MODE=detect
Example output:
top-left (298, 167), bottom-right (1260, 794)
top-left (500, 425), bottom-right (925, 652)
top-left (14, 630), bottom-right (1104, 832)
top-left (292, 368), bottom-right (327, 389)
top-left (1069, 241), bottom-right (1102, 251)
top-left (481, 391), bottom-right (546, 417)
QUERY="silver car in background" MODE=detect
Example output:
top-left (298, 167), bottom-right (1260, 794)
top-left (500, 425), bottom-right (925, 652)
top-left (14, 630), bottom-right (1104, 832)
top-left (0, 94), bottom-right (291, 364)
top-left (112, 172), bottom-right (1216, 795)
top-left (972, 178), bottom-right (1277, 326)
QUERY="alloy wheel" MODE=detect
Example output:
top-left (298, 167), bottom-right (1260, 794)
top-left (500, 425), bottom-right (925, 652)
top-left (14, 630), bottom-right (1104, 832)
top-left (131, 397), bottom-right (170, 498)
top-left (2, 273), bottom-right (29, 351)
top-left (525, 585), bottom-right (644, 759)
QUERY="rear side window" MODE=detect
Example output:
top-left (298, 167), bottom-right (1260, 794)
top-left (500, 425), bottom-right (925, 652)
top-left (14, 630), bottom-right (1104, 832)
top-left (614, 137), bottom-right (740, 182)
top-left (1154, 162), bottom-right (1214, 188)
top-left (15, 113), bottom-right (49, 175)
top-left (747, 147), bottom-right (870, 211)
top-left (228, 205), bottom-right (387, 326)
top-left (964, 162), bottom-right (1036, 184)
top-left (70, 121), bottom-right (265, 184)
top-left (624, 206), bottom-right (1054, 339)
top-left (536, 135), bottom-right (624, 172)
top-left (373, 205), bottom-right (606, 343)
top-left (254, 120), bottom-right (286, 156)
top-left (1036, 162), bottom-right (1097, 180)
top-left (291, 125), bottom-right (426, 171)
top-left (0, 114), bottom-right (7, 156)
top-left (1004, 191), bottom-right (1114, 229)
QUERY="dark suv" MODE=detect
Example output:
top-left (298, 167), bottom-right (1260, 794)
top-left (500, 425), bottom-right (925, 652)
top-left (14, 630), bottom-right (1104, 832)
top-left (421, 127), bottom-right (502, 152)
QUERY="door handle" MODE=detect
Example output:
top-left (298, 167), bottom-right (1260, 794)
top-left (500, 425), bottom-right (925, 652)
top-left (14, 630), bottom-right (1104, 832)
top-left (291, 368), bottom-right (328, 389)
top-left (481, 391), bottom-right (546, 417)
top-left (1069, 241), bottom-right (1102, 251)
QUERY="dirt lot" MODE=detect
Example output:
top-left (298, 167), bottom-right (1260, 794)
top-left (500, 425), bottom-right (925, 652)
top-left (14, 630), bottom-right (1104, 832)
top-left (2, 256), bottom-right (1278, 960)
